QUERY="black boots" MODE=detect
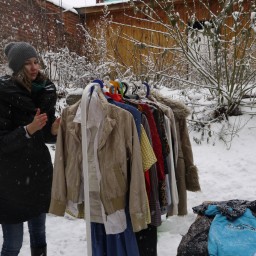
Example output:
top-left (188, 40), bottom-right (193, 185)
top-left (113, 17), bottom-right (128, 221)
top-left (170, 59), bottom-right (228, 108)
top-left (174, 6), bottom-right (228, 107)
top-left (31, 246), bottom-right (47, 256)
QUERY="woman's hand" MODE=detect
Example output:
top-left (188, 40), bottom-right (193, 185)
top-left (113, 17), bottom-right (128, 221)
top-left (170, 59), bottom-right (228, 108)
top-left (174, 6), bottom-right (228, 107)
top-left (51, 117), bottom-right (61, 136)
top-left (26, 108), bottom-right (48, 135)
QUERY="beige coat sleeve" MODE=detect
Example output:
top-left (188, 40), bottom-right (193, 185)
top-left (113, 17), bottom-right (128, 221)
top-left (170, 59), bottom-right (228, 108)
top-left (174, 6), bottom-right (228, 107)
top-left (49, 109), bottom-right (68, 216)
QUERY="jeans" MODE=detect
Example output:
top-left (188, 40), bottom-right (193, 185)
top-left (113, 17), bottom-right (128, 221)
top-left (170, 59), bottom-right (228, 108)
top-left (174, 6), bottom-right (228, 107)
top-left (1, 213), bottom-right (46, 256)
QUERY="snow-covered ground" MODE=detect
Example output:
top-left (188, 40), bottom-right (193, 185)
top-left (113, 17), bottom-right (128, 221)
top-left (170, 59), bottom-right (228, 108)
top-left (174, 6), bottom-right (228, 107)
top-left (1, 87), bottom-right (256, 255)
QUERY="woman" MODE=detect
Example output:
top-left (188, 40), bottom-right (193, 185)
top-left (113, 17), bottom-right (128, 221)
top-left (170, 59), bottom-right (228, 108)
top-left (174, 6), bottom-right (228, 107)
top-left (0, 42), bottom-right (60, 256)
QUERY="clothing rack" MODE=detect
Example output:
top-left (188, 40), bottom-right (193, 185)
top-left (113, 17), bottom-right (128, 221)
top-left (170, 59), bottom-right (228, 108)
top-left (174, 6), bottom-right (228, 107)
top-left (50, 78), bottom-right (201, 256)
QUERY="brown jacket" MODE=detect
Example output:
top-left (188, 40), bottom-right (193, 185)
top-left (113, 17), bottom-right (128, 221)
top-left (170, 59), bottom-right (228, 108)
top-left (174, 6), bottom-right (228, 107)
top-left (50, 96), bottom-right (148, 232)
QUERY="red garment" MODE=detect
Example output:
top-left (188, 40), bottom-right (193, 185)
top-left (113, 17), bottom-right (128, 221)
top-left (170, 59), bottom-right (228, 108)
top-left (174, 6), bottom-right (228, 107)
top-left (145, 169), bottom-right (151, 200)
top-left (105, 91), bottom-right (123, 102)
top-left (138, 103), bottom-right (165, 181)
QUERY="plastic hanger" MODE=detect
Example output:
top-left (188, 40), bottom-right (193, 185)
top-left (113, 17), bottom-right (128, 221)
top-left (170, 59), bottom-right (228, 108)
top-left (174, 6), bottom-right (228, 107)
top-left (110, 80), bottom-right (120, 94)
top-left (90, 79), bottom-right (104, 95)
top-left (121, 81), bottom-right (140, 99)
top-left (142, 82), bottom-right (150, 98)
top-left (121, 82), bottom-right (128, 96)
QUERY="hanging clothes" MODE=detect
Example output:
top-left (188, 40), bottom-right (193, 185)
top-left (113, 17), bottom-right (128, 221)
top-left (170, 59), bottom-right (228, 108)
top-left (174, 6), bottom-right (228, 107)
top-left (51, 80), bottom-right (201, 255)
top-left (50, 87), bottom-right (149, 232)
top-left (141, 114), bottom-right (162, 227)
top-left (140, 124), bottom-right (157, 199)
top-left (103, 85), bottom-right (165, 256)
top-left (141, 97), bottom-right (179, 215)
top-left (50, 83), bottom-right (151, 255)
top-left (144, 101), bottom-right (172, 214)
top-left (164, 115), bottom-right (179, 215)
top-left (149, 90), bottom-right (201, 216)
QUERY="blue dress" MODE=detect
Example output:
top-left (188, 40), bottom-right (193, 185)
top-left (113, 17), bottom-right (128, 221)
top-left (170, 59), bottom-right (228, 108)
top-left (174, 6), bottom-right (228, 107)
top-left (91, 213), bottom-right (140, 256)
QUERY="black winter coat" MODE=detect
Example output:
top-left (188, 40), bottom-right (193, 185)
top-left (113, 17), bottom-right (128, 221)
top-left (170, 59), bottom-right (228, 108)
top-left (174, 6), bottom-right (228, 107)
top-left (0, 75), bottom-right (57, 224)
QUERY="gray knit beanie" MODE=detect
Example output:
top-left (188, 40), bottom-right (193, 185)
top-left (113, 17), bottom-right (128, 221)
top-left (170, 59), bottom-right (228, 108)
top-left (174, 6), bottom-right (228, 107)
top-left (4, 42), bottom-right (38, 73)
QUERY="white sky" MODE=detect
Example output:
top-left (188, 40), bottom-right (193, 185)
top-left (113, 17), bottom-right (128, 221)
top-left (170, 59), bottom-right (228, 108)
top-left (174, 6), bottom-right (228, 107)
top-left (2, 86), bottom-right (255, 255)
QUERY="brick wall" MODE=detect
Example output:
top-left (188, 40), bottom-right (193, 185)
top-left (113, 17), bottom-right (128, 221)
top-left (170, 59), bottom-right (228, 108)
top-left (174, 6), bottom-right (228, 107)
top-left (0, 0), bottom-right (86, 64)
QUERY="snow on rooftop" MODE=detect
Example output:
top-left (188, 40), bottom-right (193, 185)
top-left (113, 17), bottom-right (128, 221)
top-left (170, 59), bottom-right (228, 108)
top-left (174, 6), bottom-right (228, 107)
top-left (46, 0), bottom-right (96, 13)
top-left (46, 0), bottom-right (132, 13)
